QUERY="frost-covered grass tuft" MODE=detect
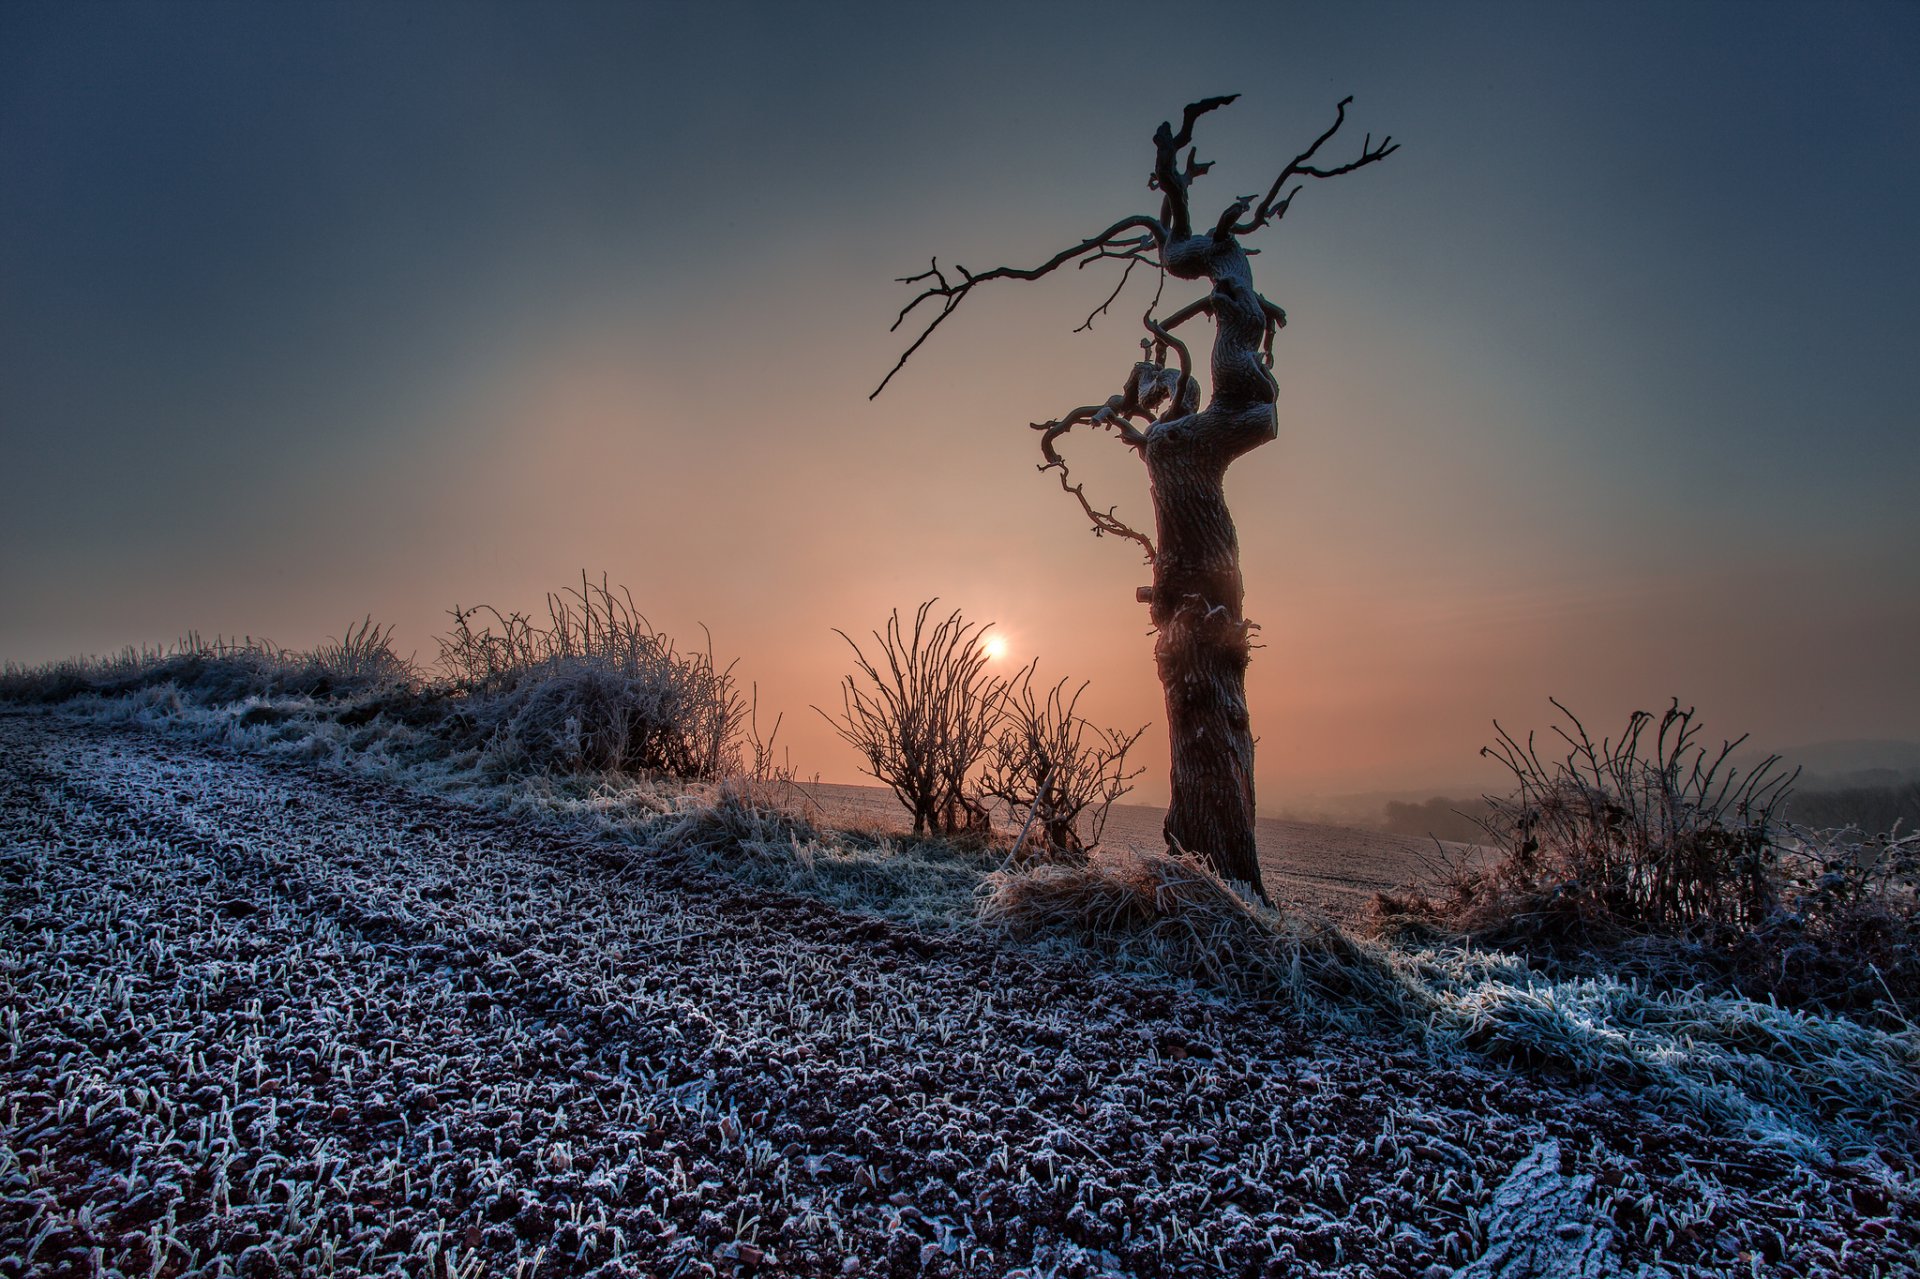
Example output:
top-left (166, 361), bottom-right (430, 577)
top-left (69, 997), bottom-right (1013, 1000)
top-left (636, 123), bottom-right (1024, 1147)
top-left (976, 844), bottom-right (1918, 1159)
top-left (0, 620), bottom-right (415, 706)
top-left (981, 845), bottom-right (1425, 1028)
top-left (1401, 946), bottom-right (1920, 1160)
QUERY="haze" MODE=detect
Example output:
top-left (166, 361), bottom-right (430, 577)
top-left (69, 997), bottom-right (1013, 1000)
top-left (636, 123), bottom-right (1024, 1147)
top-left (5, 1), bottom-right (1917, 810)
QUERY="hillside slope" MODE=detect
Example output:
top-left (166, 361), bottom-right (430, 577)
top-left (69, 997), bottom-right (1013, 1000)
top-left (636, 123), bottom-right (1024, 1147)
top-left (1, 714), bottom-right (1911, 1277)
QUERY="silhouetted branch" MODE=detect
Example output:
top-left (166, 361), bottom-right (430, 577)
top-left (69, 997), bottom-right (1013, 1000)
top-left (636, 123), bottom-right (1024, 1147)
top-left (1234, 96), bottom-right (1398, 236)
top-left (1041, 460), bottom-right (1156, 562)
top-left (1151, 94), bottom-right (1239, 240)
top-left (872, 214), bottom-right (1165, 398)
top-left (1032, 400), bottom-right (1155, 561)
top-left (1074, 256), bottom-right (1146, 333)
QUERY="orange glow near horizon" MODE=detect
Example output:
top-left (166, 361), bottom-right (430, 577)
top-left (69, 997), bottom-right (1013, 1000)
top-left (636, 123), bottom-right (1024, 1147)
top-left (4, 5), bottom-right (1918, 822)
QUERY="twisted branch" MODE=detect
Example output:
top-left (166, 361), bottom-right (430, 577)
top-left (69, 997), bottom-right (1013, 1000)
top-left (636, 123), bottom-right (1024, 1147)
top-left (872, 215), bottom-right (1164, 398)
top-left (1233, 96), bottom-right (1399, 236)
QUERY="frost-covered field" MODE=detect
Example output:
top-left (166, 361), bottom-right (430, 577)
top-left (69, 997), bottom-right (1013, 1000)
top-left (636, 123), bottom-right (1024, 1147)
top-left (1, 713), bottom-right (1914, 1277)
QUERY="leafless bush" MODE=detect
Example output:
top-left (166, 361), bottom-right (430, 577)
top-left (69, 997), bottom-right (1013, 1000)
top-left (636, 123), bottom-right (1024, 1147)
top-left (1466, 699), bottom-right (1797, 937)
top-left (817, 601), bottom-right (1005, 836)
top-left (439, 574), bottom-right (746, 780)
top-left (1433, 699), bottom-right (1798, 940)
top-left (1755, 824), bottom-right (1920, 1016)
top-left (1373, 699), bottom-right (1920, 1016)
top-left (979, 659), bottom-right (1146, 857)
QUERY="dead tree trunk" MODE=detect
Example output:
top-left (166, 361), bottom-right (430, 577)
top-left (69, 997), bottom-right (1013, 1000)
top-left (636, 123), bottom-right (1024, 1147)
top-left (875, 96), bottom-right (1395, 901)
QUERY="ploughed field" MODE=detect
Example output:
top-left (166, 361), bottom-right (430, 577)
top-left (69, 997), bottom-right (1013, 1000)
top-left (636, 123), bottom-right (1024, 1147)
top-left (1, 714), bottom-right (1910, 1277)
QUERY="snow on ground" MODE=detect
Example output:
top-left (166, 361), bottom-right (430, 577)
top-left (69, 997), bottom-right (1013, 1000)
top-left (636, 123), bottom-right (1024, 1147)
top-left (1, 713), bottom-right (1913, 1277)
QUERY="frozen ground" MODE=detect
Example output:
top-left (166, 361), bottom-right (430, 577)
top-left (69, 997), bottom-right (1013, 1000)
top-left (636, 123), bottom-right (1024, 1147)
top-left (1, 712), bottom-right (1914, 1277)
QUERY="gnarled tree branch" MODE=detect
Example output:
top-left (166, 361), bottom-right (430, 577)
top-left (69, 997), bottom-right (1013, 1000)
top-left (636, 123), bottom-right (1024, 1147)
top-left (1233, 96), bottom-right (1399, 236)
top-left (871, 215), bottom-right (1165, 398)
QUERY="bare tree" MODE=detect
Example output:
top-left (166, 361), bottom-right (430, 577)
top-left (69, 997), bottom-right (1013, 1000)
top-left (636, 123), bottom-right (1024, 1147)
top-left (818, 601), bottom-right (1006, 836)
top-left (874, 96), bottom-right (1395, 899)
top-left (981, 660), bottom-right (1147, 857)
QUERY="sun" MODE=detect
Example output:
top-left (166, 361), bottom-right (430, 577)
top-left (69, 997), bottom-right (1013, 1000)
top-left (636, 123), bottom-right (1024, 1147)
top-left (982, 634), bottom-right (1008, 661)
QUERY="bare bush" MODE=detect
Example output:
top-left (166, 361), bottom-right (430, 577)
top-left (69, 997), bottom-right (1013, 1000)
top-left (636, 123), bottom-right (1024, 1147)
top-left (439, 574), bottom-right (746, 780)
top-left (1756, 824), bottom-right (1920, 1016)
top-left (1373, 699), bottom-right (1920, 1017)
top-left (980, 660), bottom-right (1146, 856)
top-left (1454, 699), bottom-right (1799, 939)
top-left (818, 601), bottom-right (1006, 836)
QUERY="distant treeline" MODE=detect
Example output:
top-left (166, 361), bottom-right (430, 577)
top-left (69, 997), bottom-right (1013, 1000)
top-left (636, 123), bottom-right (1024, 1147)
top-left (1783, 782), bottom-right (1920, 835)
top-left (1380, 782), bottom-right (1920, 842)
top-left (1378, 797), bottom-right (1495, 844)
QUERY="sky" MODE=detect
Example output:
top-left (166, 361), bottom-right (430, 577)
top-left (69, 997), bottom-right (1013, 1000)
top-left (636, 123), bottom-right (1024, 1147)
top-left (4, 0), bottom-right (1917, 812)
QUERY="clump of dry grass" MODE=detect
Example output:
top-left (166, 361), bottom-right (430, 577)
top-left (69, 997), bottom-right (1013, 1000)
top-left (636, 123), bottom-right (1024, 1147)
top-left (981, 844), bottom-right (1421, 1026)
top-left (0, 621), bottom-right (415, 706)
top-left (438, 574), bottom-right (746, 781)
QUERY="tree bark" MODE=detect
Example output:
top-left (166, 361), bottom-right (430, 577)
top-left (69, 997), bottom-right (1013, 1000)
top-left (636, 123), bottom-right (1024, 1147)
top-left (1145, 243), bottom-right (1277, 898)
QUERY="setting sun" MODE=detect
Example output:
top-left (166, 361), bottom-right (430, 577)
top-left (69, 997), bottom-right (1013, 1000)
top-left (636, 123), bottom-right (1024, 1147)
top-left (982, 634), bottom-right (1007, 661)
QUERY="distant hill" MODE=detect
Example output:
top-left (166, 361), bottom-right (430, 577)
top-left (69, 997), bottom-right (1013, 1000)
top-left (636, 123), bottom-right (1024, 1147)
top-left (1766, 740), bottom-right (1920, 792)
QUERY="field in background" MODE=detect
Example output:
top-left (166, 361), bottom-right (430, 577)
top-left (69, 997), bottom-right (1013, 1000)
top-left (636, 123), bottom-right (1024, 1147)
top-left (791, 782), bottom-right (1471, 921)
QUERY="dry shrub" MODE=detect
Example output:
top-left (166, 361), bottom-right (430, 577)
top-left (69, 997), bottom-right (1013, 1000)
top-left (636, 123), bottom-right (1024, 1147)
top-left (439, 575), bottom-right (745, 781)
top-left (1405, 699), bottom-right (1794, 944)
top-left (817, 601), bottom-right (1005, 835)
top-left (1746, 825), bottom-right (1920, 1017)
top-left (981, 844), bottom-right (1417, 1023)
top-left (979, 660), bottom-right (1146, 856)
top-left (1382, 699), bottom-right (1920, 1018)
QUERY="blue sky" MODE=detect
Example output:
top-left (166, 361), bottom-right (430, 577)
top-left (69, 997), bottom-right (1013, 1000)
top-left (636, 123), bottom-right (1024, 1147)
top-left (4, 1), bottom-right (1916, 804)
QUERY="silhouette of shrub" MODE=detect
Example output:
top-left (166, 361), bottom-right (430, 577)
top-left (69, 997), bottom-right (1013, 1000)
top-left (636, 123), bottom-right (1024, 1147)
top-left (1378, 700), bottom-right (1920, 1018)
top-left (817, 601), bottom-right (1005, 836)
top-left (979, 660), bottom-right (1146, 856)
